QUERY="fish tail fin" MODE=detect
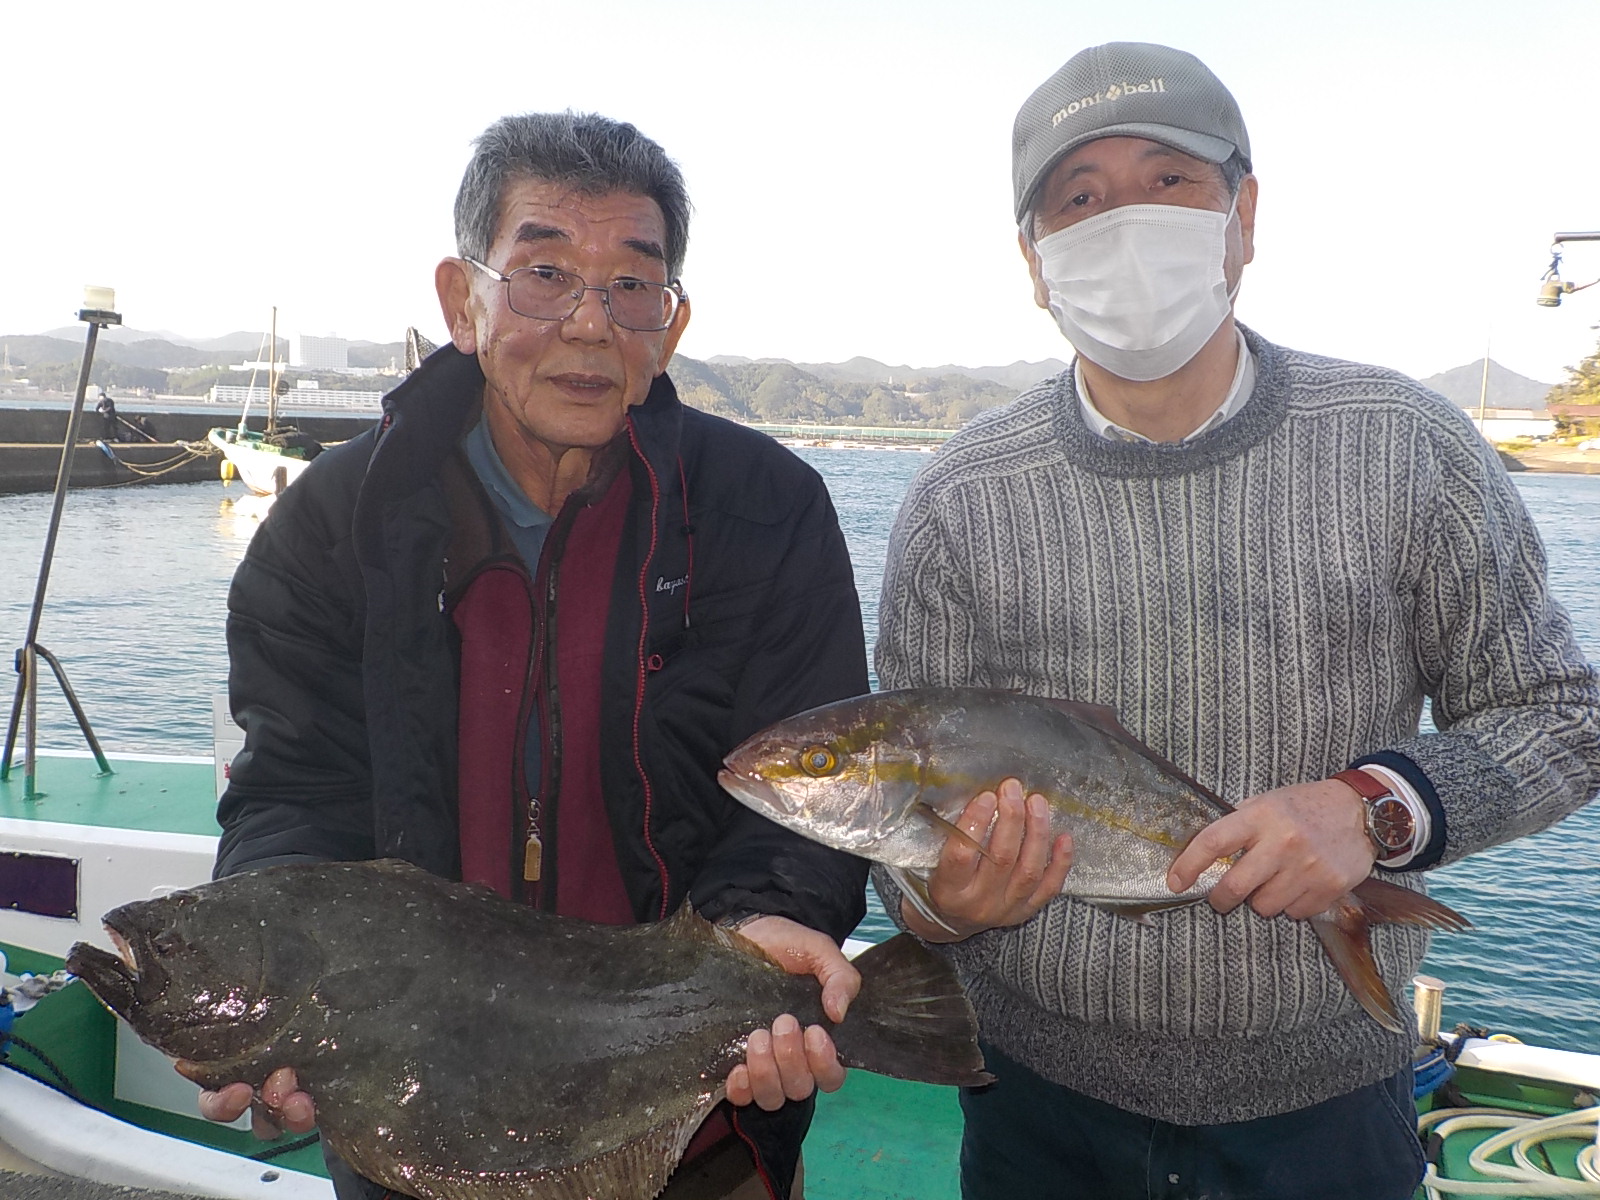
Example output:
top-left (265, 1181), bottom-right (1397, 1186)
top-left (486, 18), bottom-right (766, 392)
top-left (1310, 905), bottom-right (1406, 1034)
top-left (1350, 876), bottom-right (1473, 932)
top-left (1311, 879), bottom-right (1469, 1035)
top-left (887, 866), bottom-right (964, 938)
top-left (830, 934), bottom-right (993, 1088)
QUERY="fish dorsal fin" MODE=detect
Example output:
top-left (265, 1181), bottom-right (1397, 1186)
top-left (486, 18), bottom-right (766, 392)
top-left (1037, 695), bottom-right (1232, 813)
top-left (341, 1096), bottom-right (724, 1200)
top-left (655, 901), bottom-right (777, 965)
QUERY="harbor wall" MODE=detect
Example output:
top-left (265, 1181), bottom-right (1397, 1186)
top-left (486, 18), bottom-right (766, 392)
top-left (0, 407), bottom-right (377, 446)
top-left (0, 406), bottom-right (381, 494)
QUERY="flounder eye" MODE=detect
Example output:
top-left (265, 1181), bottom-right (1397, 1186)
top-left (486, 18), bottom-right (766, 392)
top-left (799, 744), bottom-right (839, 777)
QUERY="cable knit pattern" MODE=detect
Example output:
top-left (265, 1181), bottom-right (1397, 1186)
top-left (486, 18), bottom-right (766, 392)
top-left (873, 326), bottom-right (1600, 1124)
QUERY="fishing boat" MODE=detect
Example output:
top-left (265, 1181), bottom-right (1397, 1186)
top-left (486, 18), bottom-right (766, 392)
top-left (3, 742), bottom-right (1598, 1200)
top-left (206, 309), bottom-right (322, 498)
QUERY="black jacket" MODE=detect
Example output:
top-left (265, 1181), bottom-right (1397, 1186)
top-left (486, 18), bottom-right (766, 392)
top-left (215, 346), bottom-right (871, 1193)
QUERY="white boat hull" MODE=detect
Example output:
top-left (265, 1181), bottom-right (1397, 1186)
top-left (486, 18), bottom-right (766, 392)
top-left (207, 429), bottom-right (312, 497)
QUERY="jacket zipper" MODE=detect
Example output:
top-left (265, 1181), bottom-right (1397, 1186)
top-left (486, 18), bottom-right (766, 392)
top-left (518, 500), bottom-right (583, 909)
top-left (626, 423), bottom-right (672, 918)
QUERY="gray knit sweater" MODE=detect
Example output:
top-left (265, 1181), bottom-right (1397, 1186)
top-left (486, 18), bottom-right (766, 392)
top-left (873, 326), bottom-right (1600, 1125)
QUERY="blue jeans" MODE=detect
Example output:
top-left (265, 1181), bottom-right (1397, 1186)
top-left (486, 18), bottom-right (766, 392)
top-left (959, 1045), bottom-right (1424, 1200)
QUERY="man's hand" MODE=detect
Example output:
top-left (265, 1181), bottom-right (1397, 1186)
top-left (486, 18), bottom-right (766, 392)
top-left (1167, 778), bottom-right (1378, 920)
top-left (723, 915), bottom-right (860, 1111)
top-left (177, 1062), bottom-right (316, 1140)
top-left (899, 778), bottom-right (1074, 943)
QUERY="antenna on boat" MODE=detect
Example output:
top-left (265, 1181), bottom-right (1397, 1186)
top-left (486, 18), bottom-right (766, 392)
top-left (267, 306), bottom-right (279, 437)
top-left (2, 287), bottom-right (119, 796)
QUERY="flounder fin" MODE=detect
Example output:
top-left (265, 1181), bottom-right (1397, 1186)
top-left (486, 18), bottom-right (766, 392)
top-left (831, 933), bottom-right (993, 1088)
top-left (1036, 695), bottom-right (1232, 813)
top-left (886, 866), bottom-right (962, 938)
top-left (355, 1100), bottom-right (722, 1200)
top-left (655, 900), bottom-right (781, 965)
top-left (312, 963), bottom-right (417, 1013)
top-left (913, 801), bottom-right (994, 861)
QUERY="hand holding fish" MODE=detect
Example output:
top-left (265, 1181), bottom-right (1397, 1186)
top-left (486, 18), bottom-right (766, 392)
top-left (899, 778), bottom-right (1074, 943)
top-left (724, 915), bottom-right (860, 1111)
top-left (180, 1062), bottom-right (316, 1140)
top-left (1166, 779), bottom-right (1377, 920)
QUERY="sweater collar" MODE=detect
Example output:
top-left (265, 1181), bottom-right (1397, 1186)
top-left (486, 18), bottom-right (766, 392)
top-left (1049, 324), bottom-right (1289, 477)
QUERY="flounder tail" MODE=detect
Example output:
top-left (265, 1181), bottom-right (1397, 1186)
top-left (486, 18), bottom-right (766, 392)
top-left (831, 934), bottom-right (994, 1087)
top-left (1312, 878), bottom-right (1472, 1034)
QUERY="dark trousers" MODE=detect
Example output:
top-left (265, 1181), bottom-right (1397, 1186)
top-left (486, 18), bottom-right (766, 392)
top-left (959, 1045), bottom-right (1424, 1200)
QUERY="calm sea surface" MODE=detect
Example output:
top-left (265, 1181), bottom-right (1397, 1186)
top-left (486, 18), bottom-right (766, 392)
top-left (1, 455), bottom-right (1597, 1051)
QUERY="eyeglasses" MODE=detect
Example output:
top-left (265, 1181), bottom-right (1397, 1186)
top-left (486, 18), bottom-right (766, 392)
top-left (465, 257), bottom-right (685, 332)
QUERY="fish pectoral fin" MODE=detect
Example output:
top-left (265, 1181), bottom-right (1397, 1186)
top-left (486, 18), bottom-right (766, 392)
top-left (1092, 898), bottom-right (1201, 925)
top-left (887, 866), bottom-right (963, 938)
top-left (311, 964), bottom-right (417, 1013)
top-left (912, 802), bottom-right (994, 862)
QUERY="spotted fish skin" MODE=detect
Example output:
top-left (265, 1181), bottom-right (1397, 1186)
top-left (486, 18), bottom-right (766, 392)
top-left (66, 859), bottom-right (989, 1200)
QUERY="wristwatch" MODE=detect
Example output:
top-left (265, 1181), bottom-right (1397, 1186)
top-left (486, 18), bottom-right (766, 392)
top-left (1331, 768), bottom-right (1416, 863)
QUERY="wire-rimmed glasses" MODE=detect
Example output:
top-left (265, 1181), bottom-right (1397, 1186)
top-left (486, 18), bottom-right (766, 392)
top-left (465, 257), bottom-right (684, 332)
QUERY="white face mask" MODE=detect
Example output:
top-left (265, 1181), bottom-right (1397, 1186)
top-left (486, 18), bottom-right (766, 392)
top-left (1035, 199), bottom-right (1238, 382)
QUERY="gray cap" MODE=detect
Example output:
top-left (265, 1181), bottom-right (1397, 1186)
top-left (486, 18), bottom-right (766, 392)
top-left (1012, 42), bottom-right (1251, 222)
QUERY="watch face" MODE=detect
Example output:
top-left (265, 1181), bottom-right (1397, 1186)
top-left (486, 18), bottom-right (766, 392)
top-left (1367, 796), bottom-right (1415, 854)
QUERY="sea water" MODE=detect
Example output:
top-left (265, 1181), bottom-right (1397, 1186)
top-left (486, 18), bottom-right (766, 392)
top-left (0, 458), bottom-right (1596, 1052)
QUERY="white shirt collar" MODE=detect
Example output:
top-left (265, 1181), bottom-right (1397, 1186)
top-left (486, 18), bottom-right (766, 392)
top-left (1075, 328), bottom-right (1255, 445)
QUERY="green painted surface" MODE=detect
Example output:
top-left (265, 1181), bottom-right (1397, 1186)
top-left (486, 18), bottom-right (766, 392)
top-left (808, 1073), bottom-right (964, 1200)
top-left (0, 755), bottom-right (219, 836)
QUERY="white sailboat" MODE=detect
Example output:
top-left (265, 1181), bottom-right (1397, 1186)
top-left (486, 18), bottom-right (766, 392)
top-left (207, 308), bottom-right (321, 497)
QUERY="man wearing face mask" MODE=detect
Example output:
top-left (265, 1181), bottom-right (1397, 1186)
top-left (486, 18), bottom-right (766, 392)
top-left (875, 42), bottom-right (1600, 1200)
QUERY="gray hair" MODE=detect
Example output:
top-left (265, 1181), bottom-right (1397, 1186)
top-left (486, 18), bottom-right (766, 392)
top-left (1021, 148), bottom-right (1253, 245)
top-left (454, 112), bottom-right (691, 278)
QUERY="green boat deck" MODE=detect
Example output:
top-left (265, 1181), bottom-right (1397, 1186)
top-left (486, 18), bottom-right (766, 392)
top-left (0, 753), bottom-right (220, 837)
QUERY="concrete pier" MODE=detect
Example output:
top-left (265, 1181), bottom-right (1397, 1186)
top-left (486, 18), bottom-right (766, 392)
top-left (0, 408), bottom-right (379, 495)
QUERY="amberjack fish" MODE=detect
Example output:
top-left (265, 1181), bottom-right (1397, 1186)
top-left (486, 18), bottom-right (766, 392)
top-left (718, 687), bottom-right (1470, 1034)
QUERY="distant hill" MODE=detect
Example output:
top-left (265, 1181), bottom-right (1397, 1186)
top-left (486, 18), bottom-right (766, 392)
top-left (1419, 359), bottom-right (1553, 411)
top-left (7, 334), bottom-right (243, 370)
top-left (669, 354), bottom-right (1016, 426)
top-left (348, 341), bottom-right (406, 369)
top-left (704, 354), bottom-right (1069, 391)
top-left (9, 325), bottom-right (1559, 416)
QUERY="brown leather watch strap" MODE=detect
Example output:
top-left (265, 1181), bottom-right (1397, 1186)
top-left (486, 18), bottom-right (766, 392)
top-left (1331, 768), bottom-right (1416, 860)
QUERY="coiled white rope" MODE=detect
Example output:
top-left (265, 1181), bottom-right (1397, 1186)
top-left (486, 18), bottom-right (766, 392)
top-left (1418, 1105), bottom-right (1600, 1196)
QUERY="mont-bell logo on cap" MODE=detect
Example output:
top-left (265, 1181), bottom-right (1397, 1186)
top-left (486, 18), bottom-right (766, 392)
top-left (1050, 78), bottom-right (1165, 127)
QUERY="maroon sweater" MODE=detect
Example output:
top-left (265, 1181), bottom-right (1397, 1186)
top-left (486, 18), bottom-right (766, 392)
top-left (452, 468), bottom-right (633, 924)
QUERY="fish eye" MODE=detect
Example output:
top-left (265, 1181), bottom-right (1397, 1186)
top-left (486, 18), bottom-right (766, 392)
top-left (799, 744), bottom-right (839, 777)
top-left (151, 930), bottom-right (181, 958)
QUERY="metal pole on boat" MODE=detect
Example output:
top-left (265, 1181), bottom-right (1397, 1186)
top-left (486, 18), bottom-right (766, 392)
top-left (1, 288), bottom-right (120, 793)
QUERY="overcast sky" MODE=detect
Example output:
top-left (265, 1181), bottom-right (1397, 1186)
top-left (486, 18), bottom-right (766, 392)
top-left (3, 0), bottom-right (1599, 384)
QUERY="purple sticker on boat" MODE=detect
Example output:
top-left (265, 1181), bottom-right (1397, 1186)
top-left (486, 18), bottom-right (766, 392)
top-left (0, 852), bottom-right (79, 920)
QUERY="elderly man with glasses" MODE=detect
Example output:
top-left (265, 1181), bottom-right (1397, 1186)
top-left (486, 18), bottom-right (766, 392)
top-left (194, 111), bottom-right (870, 1200)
